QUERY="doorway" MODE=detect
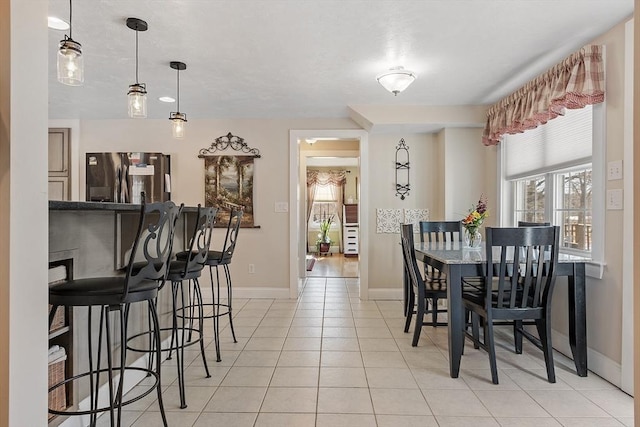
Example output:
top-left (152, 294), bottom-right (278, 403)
top-left (289, 130), bottom-right (369, 299)
top-left (305, 156), bottom-right (359, 278)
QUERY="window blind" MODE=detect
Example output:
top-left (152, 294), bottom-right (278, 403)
top-left (504, 105), bottom-right (592, 180)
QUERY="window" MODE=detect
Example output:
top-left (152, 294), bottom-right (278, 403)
top-left (503, 105), bottom-right (598, 257)
top-left (310, 184), bottom-right (339, 224)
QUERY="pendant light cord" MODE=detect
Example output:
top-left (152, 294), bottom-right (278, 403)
top-left (68, 0), bottom-right (73, 39)
top-left (176, 69), bottom-right (180, 112)
top-left (135, 29), bottom-right (140, 84)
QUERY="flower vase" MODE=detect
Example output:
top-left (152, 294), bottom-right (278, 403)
top-left (464, 228), bottom-right (482, 249)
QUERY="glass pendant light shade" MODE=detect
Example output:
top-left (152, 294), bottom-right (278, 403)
top-left (126, 18), bottom-right (148, 118)
top-left (169, 61), bottom-right (187, 139)
top-left (170, 112), bottom-right (187, 138)
top-left (57, 37), bottom-right (84, 85)
top-left (57, 0), bottom-right (83, 86)
top-left (377, 66), bottom-right (417, 96)
top-left (128, 83), bottom-right (147, 118)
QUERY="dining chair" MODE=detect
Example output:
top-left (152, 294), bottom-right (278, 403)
top-left (407, 221), bottom-right (463, 329)
top-left (400, 224), bottom-right (448, 346)
top-left (461, 225), bottom-right (560, 384)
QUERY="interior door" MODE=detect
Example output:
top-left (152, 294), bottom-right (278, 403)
top-left (48, 128), bottom-right (70, 200)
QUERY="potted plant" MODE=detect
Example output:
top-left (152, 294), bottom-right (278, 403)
top-left (316, 215), bottom-right (334, 254)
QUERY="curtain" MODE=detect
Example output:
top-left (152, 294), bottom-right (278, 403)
top-left (306, 183), bottom-right (317, 249)
top-left (307, 170), bottom-right (347, 252)
top-left (482, 45), bottom-right (604, 146)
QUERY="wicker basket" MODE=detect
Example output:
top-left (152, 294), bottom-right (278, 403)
top-left (48, 357), bottom-right (67, 420)
top-left (49, 305), bottom-right (65, 333)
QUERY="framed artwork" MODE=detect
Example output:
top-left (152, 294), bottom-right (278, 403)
top-left (199, 132), bottom-right (261, 228)
top-left (204, 155), bottom-right (255, 227)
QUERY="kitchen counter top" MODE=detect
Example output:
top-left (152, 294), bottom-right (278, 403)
top-left (49, 200), bottom-right (199, 212)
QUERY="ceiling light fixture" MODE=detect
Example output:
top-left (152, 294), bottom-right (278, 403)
top-left (306, 138), bottom-right (316, 145)
top-left (376, 66), bottom-right (417, 96)
top-left (48, 16), bottom-right (70, 31)
top-left (159, 96), bottom-right (175, 103)
top-left (126, 17), bottom-right (148, 118)
top-left (169, 61), bottom-right (188, 139)
top-left (56, 0), bottom-right (83, 86)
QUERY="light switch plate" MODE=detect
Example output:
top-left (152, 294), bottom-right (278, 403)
top-left (607, 189), bottom-right (623, 210)
top-left (274, 202), bottom-right (289, 213)
top-left (607, 160), bottom-right (623, 180)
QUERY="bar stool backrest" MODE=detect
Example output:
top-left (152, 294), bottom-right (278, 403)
top-left (123, 196), bottom-right (182, 300)
top-left (182, 205), bottom-right (217, 277)
top-left (215, 209), bottom-right (243, 264)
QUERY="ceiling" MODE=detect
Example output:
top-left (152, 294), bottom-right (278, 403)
top-left (47, 0), bottom-right (633, 121)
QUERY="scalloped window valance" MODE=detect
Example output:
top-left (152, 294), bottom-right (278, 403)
top-left (306, 170), bottom-right (347, 187)
top-left (482, 44), bottom-right (604, 146)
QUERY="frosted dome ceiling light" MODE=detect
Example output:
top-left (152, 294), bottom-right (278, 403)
top-left (376, 66), bottom-right (417, 96)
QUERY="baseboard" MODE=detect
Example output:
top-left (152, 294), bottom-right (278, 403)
top-left (58, 334), bottom-right (176, 427)
top-left (368, 288), bottom-right (403, 300)
top-left (200, 286), bottom-right (293, 299)
top-left (550, 329), bottom-right (621, 387)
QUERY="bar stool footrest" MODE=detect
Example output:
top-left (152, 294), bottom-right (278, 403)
top-left (48, 366), bottom-right (159, 417)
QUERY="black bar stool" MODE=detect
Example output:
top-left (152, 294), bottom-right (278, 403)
top-left (208, 209), bottom-right (242, 362)
top-left (127, 205), bottom-right (217, 409)
top-left (179, 209), bottom-right (242, 362)
top-left (48, 196), bottom-right (181, 427)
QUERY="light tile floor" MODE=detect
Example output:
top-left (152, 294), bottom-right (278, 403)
top-left (102, 277), bottom-right (634, 427)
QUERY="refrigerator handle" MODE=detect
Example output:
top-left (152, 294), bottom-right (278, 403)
top-left (120, 163), bottom-right (130, 204)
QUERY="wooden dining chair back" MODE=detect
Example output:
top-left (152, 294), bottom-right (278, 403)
top-left (419, 220), bottom-right (462, 244)
top-left (401, 224), bottom-right (448, 346)
top-left (462, 225), bottom-right (560, 384)
top-left (518, 221), bottom-right (551, 227)
top-left (409, 221), bottom-right (463, 328)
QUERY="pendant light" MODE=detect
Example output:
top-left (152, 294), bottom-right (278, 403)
top-left (57, 0), bottom-right (83, 86)
top-left (169, 62), bottom-right (187, 138)
top-left (126, 18), bottom-right (148, 118)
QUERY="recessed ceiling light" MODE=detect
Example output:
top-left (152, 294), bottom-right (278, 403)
top-left (159, 96), bottom-right (175, 103)
top-left (48, 16), bottom-right (70, 31)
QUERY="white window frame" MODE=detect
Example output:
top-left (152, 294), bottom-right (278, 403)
top-left (498, 102), bottom-right (605, 278)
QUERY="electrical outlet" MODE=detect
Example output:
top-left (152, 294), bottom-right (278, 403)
top-left (248, 263), bottom-right (255, 274)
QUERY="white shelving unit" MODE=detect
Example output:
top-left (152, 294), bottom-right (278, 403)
top-left (343, 204), bottom-right (359, 256)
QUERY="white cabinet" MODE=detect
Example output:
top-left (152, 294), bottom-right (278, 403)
top-left (343, 204), bottom-right (358, 256)
top-left (343, 224), bottom-right (359, 255)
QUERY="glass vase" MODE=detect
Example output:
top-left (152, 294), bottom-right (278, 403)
top-left (464, 228), bottom-right (482, 249)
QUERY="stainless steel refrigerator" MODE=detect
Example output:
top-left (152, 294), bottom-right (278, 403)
top-left (86, 152), bottom-right (171, 203)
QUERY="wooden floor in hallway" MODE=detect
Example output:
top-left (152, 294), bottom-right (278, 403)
top-left (306, 253), bottom-right (359, 278)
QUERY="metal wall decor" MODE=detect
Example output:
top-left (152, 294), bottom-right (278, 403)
top-left (395, 138), bottom-right (410, 200)
top-left (198, 132), bottom-right (260, 228)
top-left (198, 132), bottom-right (261, 158)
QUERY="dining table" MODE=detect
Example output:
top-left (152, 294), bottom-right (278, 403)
top-left (413, 240), bottom-right (589, 379)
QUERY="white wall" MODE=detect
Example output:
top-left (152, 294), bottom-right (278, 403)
top-left (441, 128), bottom-right (492, 224)
top-left (1, 1), bottom-right (50, 426)
top-left (367, 133), bottom-right (439, 292)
